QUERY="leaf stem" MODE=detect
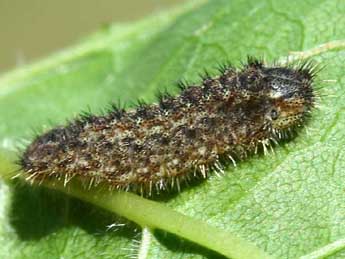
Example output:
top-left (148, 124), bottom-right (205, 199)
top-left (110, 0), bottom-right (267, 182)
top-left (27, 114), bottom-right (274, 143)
top-left (45, 180), bottom-right (273, 259)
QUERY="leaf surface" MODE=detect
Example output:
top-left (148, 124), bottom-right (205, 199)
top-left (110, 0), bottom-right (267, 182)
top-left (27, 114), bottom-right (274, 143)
top-left (1, 0), bottom-right (345, 258)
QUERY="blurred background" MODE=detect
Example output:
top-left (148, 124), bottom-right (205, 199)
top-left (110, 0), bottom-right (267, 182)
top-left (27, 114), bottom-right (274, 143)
top-left (0, 0), bottom-right (187, 74)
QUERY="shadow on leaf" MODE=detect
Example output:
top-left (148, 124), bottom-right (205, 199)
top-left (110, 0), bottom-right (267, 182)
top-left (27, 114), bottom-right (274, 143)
top-left (154, 229), bottom-right (227, 259)
top-left (8, 180), bottom-right (136, 241)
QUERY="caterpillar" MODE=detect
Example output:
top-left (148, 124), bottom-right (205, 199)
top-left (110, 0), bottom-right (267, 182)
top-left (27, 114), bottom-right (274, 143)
top-left (20, 58), bottom-right (316, 195)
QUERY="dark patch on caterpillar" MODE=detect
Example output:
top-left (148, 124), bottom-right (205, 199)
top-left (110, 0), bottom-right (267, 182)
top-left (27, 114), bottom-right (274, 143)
top-left (19, 57), bottom-right (317, 195)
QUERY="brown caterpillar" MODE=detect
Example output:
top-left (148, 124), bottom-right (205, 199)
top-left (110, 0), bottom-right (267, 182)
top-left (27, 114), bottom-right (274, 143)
top-left (20, 58), bottom-right (316, 195)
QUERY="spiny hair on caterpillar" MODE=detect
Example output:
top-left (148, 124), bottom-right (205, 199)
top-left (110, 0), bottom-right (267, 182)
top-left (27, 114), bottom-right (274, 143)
top-left (19, 57), bottom-right (317, 196)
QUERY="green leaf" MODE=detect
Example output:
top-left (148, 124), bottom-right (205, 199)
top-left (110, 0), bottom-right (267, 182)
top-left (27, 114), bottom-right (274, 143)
top-left (1, 0), bottom-right (345, 258)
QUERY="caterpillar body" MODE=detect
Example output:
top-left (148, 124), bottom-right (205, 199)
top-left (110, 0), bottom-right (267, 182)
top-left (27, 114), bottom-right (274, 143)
top-left (20, 58), bottom-right (316, 195)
